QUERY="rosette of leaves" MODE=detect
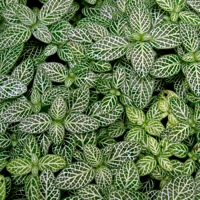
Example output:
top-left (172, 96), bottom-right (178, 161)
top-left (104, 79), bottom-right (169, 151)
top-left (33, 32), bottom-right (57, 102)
top-left (87, 1), bottom-right (181, 78)
top-left (6, 135), bottom-right (66, 200)
top-left (0, 0), bottom-right (74, 50)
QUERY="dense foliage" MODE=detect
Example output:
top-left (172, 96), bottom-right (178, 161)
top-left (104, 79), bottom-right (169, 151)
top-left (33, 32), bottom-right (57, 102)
top-left (0, 0), bottom-right (200, 199)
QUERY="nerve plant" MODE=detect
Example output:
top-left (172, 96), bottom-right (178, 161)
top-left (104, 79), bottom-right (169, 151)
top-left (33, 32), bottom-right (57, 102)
top-left (0, 0), bottom-right (200, 200)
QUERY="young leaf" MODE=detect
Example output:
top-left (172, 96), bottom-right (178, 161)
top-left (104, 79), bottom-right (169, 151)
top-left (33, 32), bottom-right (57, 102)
top-left (147, 136), bottom-right (160, 156)
top-left (158, 155), bottom-right (173, 171)
top-left (49, 123), bottom-right (65, 145)
top-left (145, 120), bottom-right (165, 137)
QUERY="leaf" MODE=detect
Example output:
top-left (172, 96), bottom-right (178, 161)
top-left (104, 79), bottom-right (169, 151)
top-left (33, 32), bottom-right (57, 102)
top-left (147, 136), bottom-right (160, 156)
top-left (106, 141), bottom-right (141, 169)
top-left (101, 95), bottom-right (118, 113)
top-left (0, 24), bottom-right (31, 51)
top-left (32, 23), bottom-right (52, 43)
top-left (87, 36), bottom-right (129, 61)
top-left (129, 6), bottom-right (151, 34)
top-left (157, 176), bottom-right (195, 200)
top-left (55, 162), bottom-right (95, 190)
top-left (126, 106), bottom-right (146, 125)
top-left (23, 135), bottom-right (41, 160)
top-left (179, 11), bottom-right (200, 26)
top-left (0, 98), bottom-right (32, 123)
top-left (25, 175), bottom-right (40, 200)
top-left (112, 67), bottom-right (126, 89)
top-left (0, 175), bottom-right (6, 200)
top-left (83, 144), bottom-right (103, 167)
top-left (49, 123), bottom-right (65, 145)
top-left (39, 0), bottom-right (73, 25)
top-left (68, 28), bottom-right (92, 43)
top-left (169, 143), bottom-right (189, 158)
top-left (19, 113), bottom-right (52, 134)
top-left (114, 160), bottom-right (140, 190)
top-left (167, 122), bottom-right (193, 143)
top-left (0, 75), bottom-right (27, 100)
top-left (0, 44), bottom-right (24, 75)
top-left (64, 114), bottom-right (99, 133)
top-left (6, 158), bottom-right (32, 176)
top-left (131, 42), bottom-right (155, 77)
top-left (156, 0), bottom-right (174, 12)
top-left (158, 155), bottom-right (173, 171)
top-left (145, 120), bottom-right (165, 137)
top-left (16, 4), bottom-right (36, 26)
top-left (11, 58), bottom-right (34, 85)
top-left (108, 120), bottom-right (126, 138)
top-left (187, 0), bottom-right (200, 13)
top-left (183, 63), bottom-right (200, 97)
top-left (40, 169), bottom-right (60, 200)
top-left (180, 23), bottom-right (199, 52)
top-left (50, 96), bottom-right (67, 120)
top-left (136, 156), bottom-right (157, 176)
top-left (169, 97), bottom-right (190, 122)
top-left (183, 158), bottom-right (195, 176)
top-left (87, 23), bottom-right (109, 41)
top-left (150, 23), bottom-right (180, 49)
top-left (150, 54), bottom-right (181, 78)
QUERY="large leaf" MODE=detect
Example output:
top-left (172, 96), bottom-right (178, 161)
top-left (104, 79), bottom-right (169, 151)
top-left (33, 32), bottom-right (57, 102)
top-left (157, 176), bottom-right (195, 200)
top-left (39, 154), bottom-right (66, 172)
top-left (114, 160), bottom-right (140, 190)
top-left (131, 42), bottom-right (155, 77)
top-left (179, 11), bottom-right (200, 26)
top-left (55, 162), bottom-right (95, 190)
top-left (39, 0), bottom-right (73, 25)
top-left (6, 158), bottom-right (32, 176)
top-left (150, 23), bottom-right (180, 49)
top-left (87, 36), bottom-right (129, 61)
top-left (0, 24), bottom-right (31, 51)
top-left (64, 114), bottom-right (99, 133)
top-left (40, 169), bottom-right (60, 200)
top-left (19, 113), bottom-right (52, 134)
top-left (150, 54), bottom-right (181, 78)
top-left (0, 75), bottom-right (27, 100)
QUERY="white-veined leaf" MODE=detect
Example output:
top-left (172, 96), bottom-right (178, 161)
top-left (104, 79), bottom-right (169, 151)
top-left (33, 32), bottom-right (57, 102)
top-left (38, 0), bottom-right (73, 25)
top-left (169, 143), bottom-right (189, 158)
top-left (49, 123), bottom-right (65, 145)
top-left (68, 28), bottom-right (92, 43)
top-left (183, 158), bottom-right (195, 176)
top-left (156, 0), bottom-right (174, 12)
top-left (150, 54), bottom-right (181, 78)
top-left (150, 23), bottom-right (180, 49)
top-left (39, 154), bottom-right (66, 172)
top-left (87, 36), bottom-right (129, 61)
top-left (179, 11), bottom-right (200, 26)
top-left (147, 136), bottom-right (160, 156)
top-left (101, 95), bottom-right (118, 113)
top-left (158, 155), bottom-right (173, 171)
top-left (187, 0), bottom-right (200, 13)
top-left (0, 175), bottom-right (6, 200)
top-left (19, 113), bottom-right (52, 134)
top-left (0, 75), bottom-right (27, 100)
top-left (55, 162), bottom-right (95, 190)
top-left (145, 120), bottom-right (165, 137)
top-left (6, 158), bottom-right (32, 176)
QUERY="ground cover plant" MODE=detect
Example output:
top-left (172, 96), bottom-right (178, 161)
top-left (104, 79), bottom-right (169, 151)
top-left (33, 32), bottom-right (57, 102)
top-left (0, 0), bottom-right (200, 199)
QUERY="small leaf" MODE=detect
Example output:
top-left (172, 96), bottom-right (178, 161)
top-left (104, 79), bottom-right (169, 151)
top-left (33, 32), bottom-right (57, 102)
top-left (179, 11), bottom-right (200, 26)
top-left (145, 120), bottom-right (165, 137)
top-left (147, 136), bottom-right (160, 156)
top-left (158, 155), bottom-right (173, 171)
top-left (0, 175), bottom-right (6, 200)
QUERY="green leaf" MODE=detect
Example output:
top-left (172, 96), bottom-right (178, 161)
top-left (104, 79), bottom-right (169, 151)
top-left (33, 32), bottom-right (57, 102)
top-left (68, 28), bottom-right (92, 43)
top-left (0, 98), bottom-right (32, 123)
top-left (55, 162), bottom-right (95, 190)
top-left (25, 175), bottom-right (40, 200)
top-left (87, 36), bottom-right (129, 61)
top-left (158, 155), bottom-right (173, 171)
top-left (0, 24), bottom-right (31, 51)
top-left (0, 175), bottom-right (6, 200)
top-left (131, 42), bottom-right (155, 77)
top-left (183, 158), bottom-right (195, 176)
top-left (112, 67), bottom-right (126, 89)
top-left (129, 6), bottom-right (151, 34)
top-left (167, 122), bottom-right (193, 143)
top-left (126, 106), bottom-right (145, 125)
top-left (169, 97), bottom-right (190, 122)
top-left (180, 23), bottom-right (199, 52)
top-left (101, 95), bottom-right (118, 113)
top-left (114, 160), bottom-right (140, 190)
top-left (50, 96), bottom-right (67, 120)
top-left (145, 120), bottom-right (165, 137)
top-left (157, 176), bottom-right (195, 200)
top-left (0, 75), bottom-right (27, 100)
top-left (187, 0), bottom-right (200, 13)
top-left (150, 54), bottom-right (181, 78)
top-left (108, 120), bottom-right (126, 138)
top-left (106, 141), bottom-right (141, 169)
top-left (23, 135), bottom-right (41, 160)
top-left (83, 144), bottom-right (103, 167)
top-left (95, 166), bottom-right (112, 190)
top-left (39, 154), bottom-right (66, 172)
top-left (16, 4), bottom-right (36, 26)
top-left (40, 169), bottom-right (60, 200)
top-left (136, 156), bottom-right (157, 176)
top-left (6, 158), bottom-right (32, 176)
top-left (150, 23), bottom-right (180, 49)
top-left (169, 143), bottom-right (189, 158)
top-left (49, 123), bottom-right (65, 145)
top-left (0, 44), bottom-right (24, 75)
top-left (156, 0), bottom-right (174, 11)
top-left (19, 113), bottom-right (52, 134)
top-left (179, 11), bottom-right (200, 26)
top-left (183, 63), bottom-right (200, 97)
top-left (64, 114), bottom-right (99, 133)
top-left (38, 0), bottom-right (73, 25)
top-left (147, 136), bottom-right (160, 156)
top-left (11, 58), bottom-right (34, 85)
